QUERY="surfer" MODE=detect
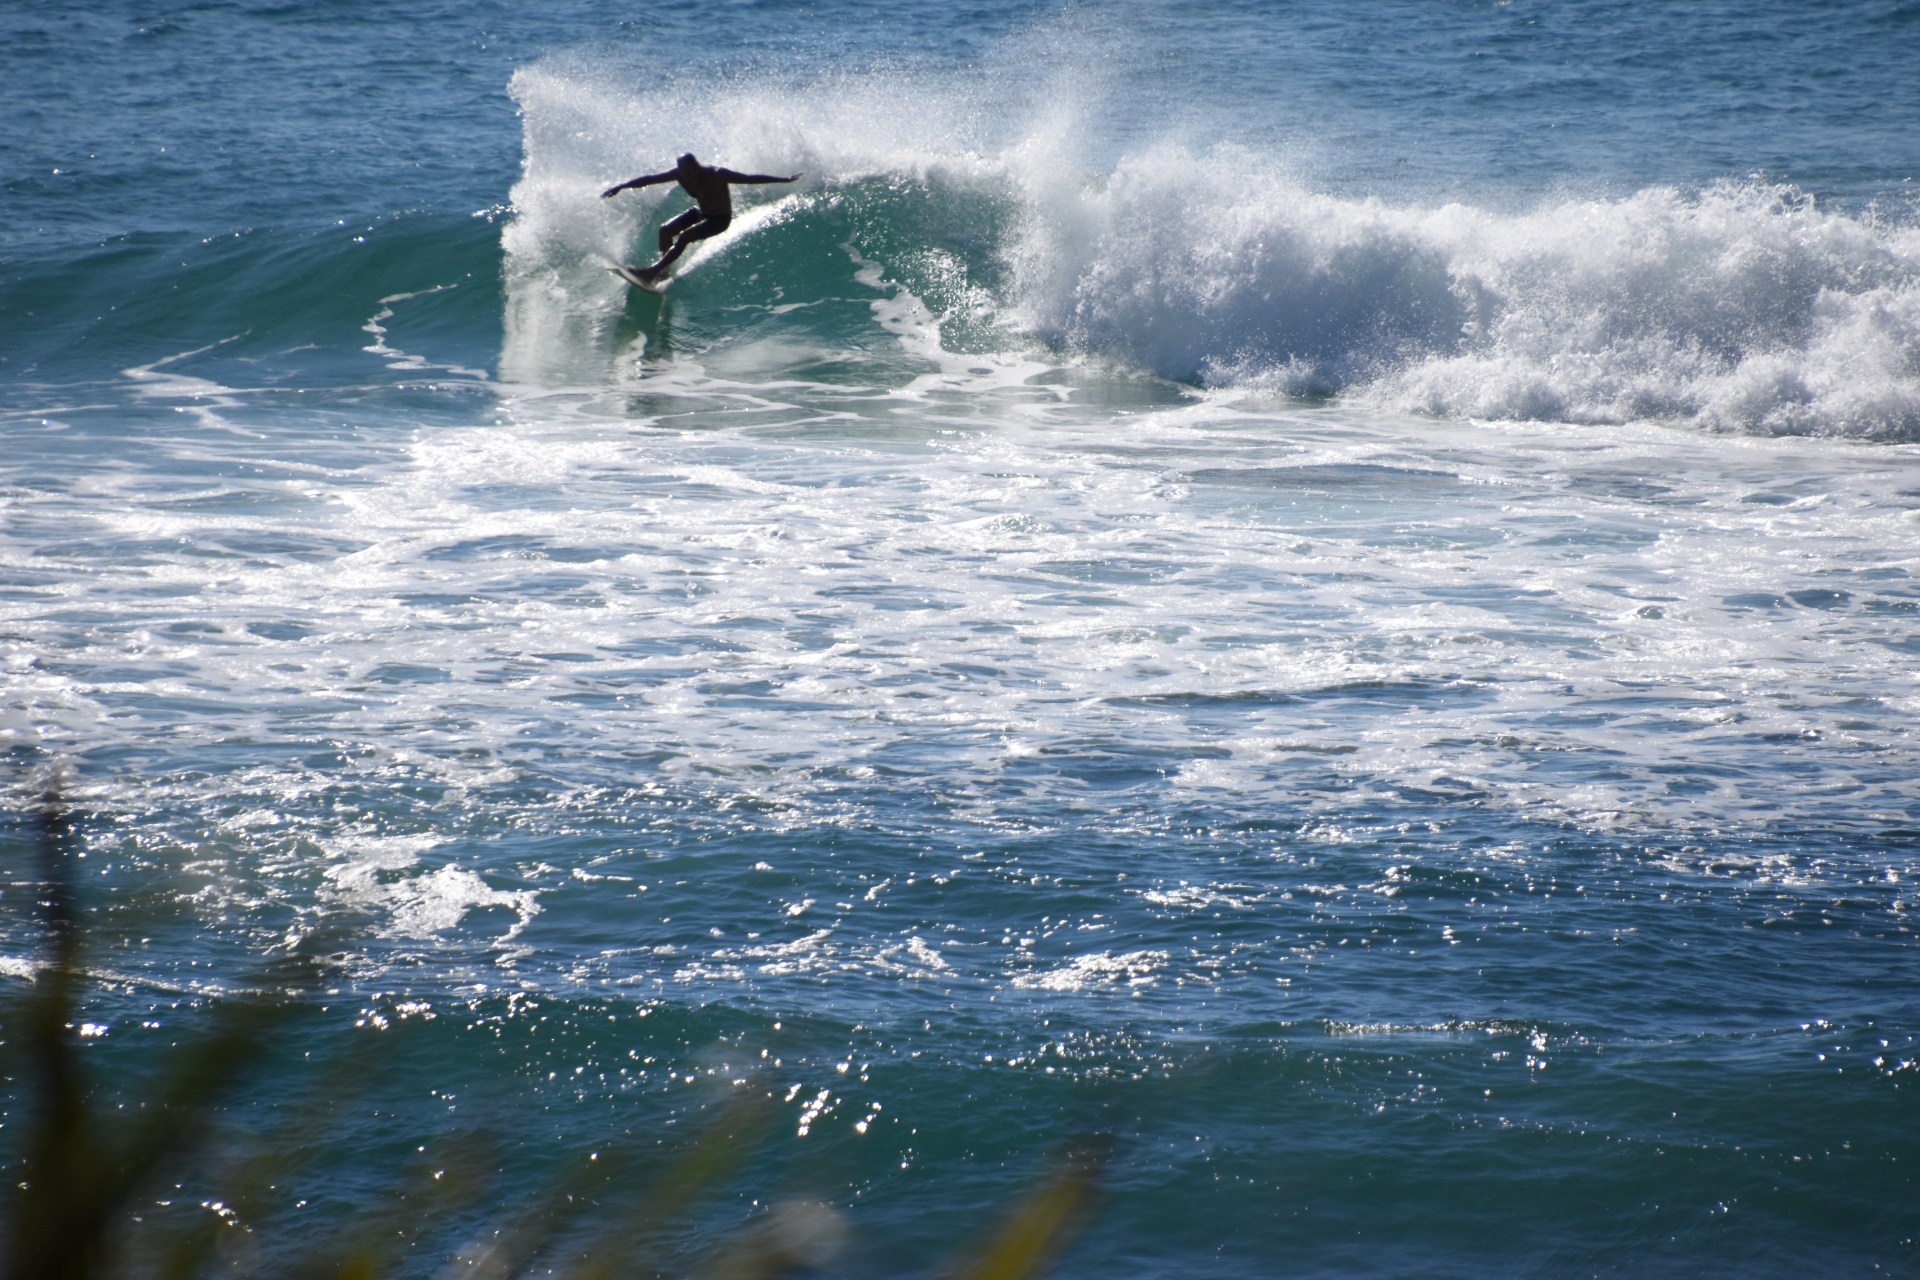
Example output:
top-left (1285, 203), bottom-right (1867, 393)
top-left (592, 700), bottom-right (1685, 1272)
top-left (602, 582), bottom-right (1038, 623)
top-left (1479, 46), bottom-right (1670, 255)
top-left (601, 153), bottom-right (801, 284)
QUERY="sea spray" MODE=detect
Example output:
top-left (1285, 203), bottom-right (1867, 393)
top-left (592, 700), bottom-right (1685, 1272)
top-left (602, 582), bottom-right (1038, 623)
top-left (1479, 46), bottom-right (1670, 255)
top-left (1015, 151), bottom-right (1920, 437)
top-left (1366, 182), bottom-right (1920, 437)
top-left (1008, 143), bottom-right (1465, 394)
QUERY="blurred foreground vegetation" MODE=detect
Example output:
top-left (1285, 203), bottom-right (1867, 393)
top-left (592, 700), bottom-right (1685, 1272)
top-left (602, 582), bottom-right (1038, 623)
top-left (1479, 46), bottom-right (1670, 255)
top-left (2, 786), bottom-right (1105, 1280)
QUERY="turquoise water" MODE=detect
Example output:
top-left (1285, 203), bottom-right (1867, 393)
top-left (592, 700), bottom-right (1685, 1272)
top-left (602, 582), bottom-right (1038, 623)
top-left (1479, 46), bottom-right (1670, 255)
top-left (4, 2), bottom-right (1919, 1274)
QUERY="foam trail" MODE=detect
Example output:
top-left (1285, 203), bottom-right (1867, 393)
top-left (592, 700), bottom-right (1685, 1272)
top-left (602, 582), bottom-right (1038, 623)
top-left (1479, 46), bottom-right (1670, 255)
top-left (362, 287), bottom-right (491, 381)
top-left (675, 199), bottom-right (796, 279)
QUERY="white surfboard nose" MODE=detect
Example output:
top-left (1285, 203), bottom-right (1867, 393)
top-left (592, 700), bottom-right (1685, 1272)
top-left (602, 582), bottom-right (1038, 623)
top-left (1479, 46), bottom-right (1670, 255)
top-left (608, 263), bottom-right (669, 293)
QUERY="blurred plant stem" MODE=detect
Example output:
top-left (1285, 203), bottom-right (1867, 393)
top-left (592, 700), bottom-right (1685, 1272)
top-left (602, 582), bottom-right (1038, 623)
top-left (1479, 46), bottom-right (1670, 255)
top-left (940, 1137), bottom-right (1109, 1280)
top-left (7, 785), bottom-right (303, 1280)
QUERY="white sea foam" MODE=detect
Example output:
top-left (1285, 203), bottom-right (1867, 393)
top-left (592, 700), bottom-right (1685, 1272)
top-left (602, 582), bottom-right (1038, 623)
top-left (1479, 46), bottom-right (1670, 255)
top-left (9, 381), bottom-right (1915, 852)
top-left (327, 861), bottom-right (543, 947)
top-left (1012, 148), bottom-right (1920, 439)
top-left (320, 835), bottom-right (541, 948)
top-left (1013, 949), bottom-right (1167, 991)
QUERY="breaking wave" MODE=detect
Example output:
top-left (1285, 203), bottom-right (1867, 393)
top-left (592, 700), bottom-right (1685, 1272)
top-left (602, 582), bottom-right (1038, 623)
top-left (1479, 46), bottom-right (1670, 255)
top-left (506, 62), bottom-right (1920, 440)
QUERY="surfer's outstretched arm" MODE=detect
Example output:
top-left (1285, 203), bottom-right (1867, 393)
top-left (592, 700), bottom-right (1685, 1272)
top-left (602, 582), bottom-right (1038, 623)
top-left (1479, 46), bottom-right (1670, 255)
top-left (715, 169), bottom-right (803, 185)
top-left (601, 169), bottom-right (678, 198)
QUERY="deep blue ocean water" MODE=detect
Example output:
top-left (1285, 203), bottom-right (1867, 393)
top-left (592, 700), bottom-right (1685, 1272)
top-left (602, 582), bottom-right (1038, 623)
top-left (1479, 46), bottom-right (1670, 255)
top-left (4, 2), bottom-right (1920, 1275)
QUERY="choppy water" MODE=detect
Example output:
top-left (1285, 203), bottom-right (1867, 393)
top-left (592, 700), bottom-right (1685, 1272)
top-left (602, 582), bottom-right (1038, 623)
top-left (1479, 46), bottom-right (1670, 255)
top-left (4, 2), bottom-right (1919, 1275)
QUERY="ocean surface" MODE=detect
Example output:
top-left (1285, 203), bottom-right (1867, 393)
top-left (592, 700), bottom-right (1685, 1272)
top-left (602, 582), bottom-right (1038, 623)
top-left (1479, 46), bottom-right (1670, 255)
top-left (4, 1), bottom-right (1920, 1274)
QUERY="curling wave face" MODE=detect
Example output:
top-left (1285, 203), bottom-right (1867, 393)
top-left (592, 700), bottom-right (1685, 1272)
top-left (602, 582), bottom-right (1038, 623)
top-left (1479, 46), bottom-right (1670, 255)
top-left (506, 63), bottom-right (1920, 440)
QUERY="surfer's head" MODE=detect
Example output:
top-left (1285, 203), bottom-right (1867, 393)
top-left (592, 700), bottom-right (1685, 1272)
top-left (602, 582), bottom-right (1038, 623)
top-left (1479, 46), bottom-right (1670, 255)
top-left (676, 152), bottom-right (700, 175)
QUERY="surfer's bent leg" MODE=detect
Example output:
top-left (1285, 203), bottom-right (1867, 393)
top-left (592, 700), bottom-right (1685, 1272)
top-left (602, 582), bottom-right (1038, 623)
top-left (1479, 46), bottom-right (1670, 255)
top-left (646, 215), bottom-right (730, 276)
top-left (657, 209), bottom-right (702, 253)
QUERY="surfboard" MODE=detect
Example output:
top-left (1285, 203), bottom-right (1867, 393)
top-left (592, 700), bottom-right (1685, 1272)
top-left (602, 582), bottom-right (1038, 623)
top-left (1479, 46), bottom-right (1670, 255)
top-left (608, 263), bottom-right (669, 294)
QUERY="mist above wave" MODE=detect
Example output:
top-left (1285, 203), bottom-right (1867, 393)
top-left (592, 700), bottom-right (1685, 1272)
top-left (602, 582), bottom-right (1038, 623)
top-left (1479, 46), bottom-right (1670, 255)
top-left (507, 63), bottom-right (1920, 440)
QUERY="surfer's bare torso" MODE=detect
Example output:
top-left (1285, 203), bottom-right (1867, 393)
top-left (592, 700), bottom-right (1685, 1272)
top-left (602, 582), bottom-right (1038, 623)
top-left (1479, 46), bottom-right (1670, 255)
top-left (602, 152), bottom-right (800, 283)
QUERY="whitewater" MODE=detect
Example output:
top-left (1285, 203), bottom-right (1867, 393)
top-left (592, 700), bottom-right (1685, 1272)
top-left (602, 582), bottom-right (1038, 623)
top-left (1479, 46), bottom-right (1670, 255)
top-left (3, 2), bottom-right (1918, 1276)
